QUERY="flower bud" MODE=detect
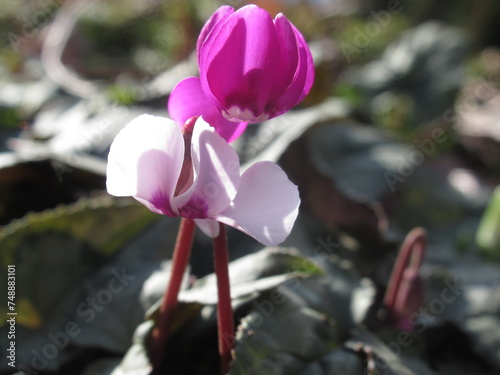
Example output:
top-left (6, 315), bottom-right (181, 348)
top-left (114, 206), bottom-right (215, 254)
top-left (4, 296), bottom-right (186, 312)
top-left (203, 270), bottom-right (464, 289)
top-left (168, 5), bottom-right (314, 142)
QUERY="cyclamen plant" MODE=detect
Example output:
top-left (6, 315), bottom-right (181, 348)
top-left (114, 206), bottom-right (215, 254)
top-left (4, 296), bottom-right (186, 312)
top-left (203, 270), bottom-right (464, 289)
top-left (107, 115), bottom-right (299, 246)
top-left (106, 4), bottom-right (314, 374)
top-left (107, 115), bottom-right (300, 372)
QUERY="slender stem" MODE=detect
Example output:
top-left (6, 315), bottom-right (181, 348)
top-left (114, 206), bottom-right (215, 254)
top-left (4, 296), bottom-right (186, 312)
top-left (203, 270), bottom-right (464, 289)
top-left (151, 218), bottom-right (196, 369)
top-left (213, 223), bottom-right (234, 375)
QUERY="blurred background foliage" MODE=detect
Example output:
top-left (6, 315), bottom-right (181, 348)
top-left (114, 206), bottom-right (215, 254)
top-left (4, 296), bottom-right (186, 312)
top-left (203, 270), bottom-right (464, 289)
top-left (0, 0), bottom-right (499, 125)
top-left (0, 0), bottom-right (499, 275)
top-left (1, 0), bottom-right (500, 374)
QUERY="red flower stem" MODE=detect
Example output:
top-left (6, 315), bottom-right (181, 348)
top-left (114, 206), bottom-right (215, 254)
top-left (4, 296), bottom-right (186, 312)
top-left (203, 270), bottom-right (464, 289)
top-left (151, 218), bottom-right (196, 369)
top-left (213, 223), bottom-right (234, 375)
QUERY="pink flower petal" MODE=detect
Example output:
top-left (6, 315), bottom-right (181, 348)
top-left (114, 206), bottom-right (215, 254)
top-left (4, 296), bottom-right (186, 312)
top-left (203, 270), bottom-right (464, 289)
top-left (174, 118), bottom-right (240, 219)
top-left (216, 119), bottom-right (248, 143)
top-left (200, 5), bottom-right (280, 121)
top-left (292, 24), bottom-right (315, 102)
top-left (196, 5), bottom-right (234, 66)
top-left (106, 115), bottom-right (184, 216)
top-left (168, 77), bottom-right (248, 142)
top-left (216, 162), bottom-right (300, 246)
top-left (268, 25), bottom-right (315, 118)
top-left (168, 77), bottom-right (205, 126)
top-left (269, 14), bottom-right (300, 100)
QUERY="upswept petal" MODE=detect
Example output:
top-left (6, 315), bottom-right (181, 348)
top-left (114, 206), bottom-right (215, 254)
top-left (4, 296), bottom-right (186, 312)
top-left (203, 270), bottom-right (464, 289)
top-left (269, 14), bottom-right (300, 100)
top-left (216, 162), bottom-right (300, 246)
top-left (174, 118), bottom-right (240, 219)
top-left (214, 118), bottom-right (248, 143)
top-left (106, 114), bottom-right (184, 216)
top-left (168, 77), bottom-right (207, 126)
top-left (196, 5), bottom-right (234, 66)
top-left (268, 25), bottom-right (315, 118)
top-left (292, 24), bottom-right (315, 102)
top-left (200, 5), bottom-right (281, 120)
top-left (168, 77), bottom-right (247, 142)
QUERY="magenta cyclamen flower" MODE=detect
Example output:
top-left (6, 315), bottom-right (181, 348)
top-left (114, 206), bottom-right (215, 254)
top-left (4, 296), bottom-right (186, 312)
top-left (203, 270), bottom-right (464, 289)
top-left (106, 114), bottom-right (300, 246)
top-left (168, 4), bottom-right (315, 142)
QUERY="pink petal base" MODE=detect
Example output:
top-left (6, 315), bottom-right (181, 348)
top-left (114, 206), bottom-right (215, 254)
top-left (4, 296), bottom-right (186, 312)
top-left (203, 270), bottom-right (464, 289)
top-left (168, 77), bottom-right (247, 142)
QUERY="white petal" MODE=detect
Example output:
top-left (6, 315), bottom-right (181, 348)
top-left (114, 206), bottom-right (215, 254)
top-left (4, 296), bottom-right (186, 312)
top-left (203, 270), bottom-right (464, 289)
top-left (174, 117), bottom-right (240, 219)
top-left (216, 161), bottom-right (300, 246)
top-left (194, 218), bottom-right (220, 238)
top-left (106, 114), bottom-right (184, 216)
